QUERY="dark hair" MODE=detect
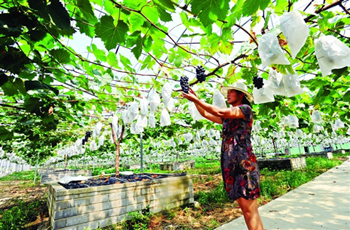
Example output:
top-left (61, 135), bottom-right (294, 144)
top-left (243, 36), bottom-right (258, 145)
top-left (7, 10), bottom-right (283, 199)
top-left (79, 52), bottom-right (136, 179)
top-left (235, 90), bottom-right (252, 107)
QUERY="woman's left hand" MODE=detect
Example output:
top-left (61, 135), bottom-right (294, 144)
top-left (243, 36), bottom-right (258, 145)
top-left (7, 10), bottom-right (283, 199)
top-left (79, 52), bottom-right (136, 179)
top-left (182, 90), bottom-right (198, 102)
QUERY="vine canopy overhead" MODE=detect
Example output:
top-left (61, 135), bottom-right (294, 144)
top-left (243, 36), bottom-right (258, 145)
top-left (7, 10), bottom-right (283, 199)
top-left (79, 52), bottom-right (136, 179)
top-left (0, 0), bottom-right (349, 162)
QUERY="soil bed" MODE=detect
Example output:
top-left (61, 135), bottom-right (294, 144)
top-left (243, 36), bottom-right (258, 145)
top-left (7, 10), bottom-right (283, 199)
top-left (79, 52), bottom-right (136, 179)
top-left (59, 173), bottom-right (186, 189)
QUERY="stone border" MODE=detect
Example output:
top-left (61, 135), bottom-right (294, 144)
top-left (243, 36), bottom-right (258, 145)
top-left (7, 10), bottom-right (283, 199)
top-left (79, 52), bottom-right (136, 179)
top-left (47, 174), bottom-right (193, 229)
top-left (257, 157), bottom-right (306, 171)
top-left (159, 161), bottom-right (195, 171)
top-left (299, 152), bottom-right (333, 159)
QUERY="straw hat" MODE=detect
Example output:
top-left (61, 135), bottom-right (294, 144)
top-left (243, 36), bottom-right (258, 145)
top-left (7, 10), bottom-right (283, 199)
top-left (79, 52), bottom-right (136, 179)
top-left (220, 81), bottom-right (254, 103)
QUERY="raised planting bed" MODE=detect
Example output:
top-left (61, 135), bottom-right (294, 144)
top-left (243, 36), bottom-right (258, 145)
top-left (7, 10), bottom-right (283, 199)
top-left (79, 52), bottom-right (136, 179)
top-left (40, 169), bottom-right (92, 185)
top-left (257, 157), bottom-right (306, 171)
top-left (47, 173), bottom-right (194, 230)
top-left (299, 152), bottom-right (333, 159)
top-left (159, 160), bottom-right (195, 171)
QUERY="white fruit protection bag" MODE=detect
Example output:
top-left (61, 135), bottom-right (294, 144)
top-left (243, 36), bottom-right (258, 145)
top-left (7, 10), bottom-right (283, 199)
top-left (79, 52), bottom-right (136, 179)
top-left (93, 122), bottom-right (103, 138)
top-left (280, 11), bottom-right (309, 58)
top-left (258, 33), bottom-right (290, 67)
top-left (128, 102), bottom-right (139, 122)
top-left (112, 116), bottom-right (118, 133)
top-left (212, 89), bottom-right (227, 109)
top-left (253, 86), bottom-right (275, 104)
top-left (89, 140), bottom-right (98, 151)
top-left (315, 35), bottom-right (350, 77)
top-left (334, 118), bottom-right (345, 130)
top-left (183, 133), bottom-right (193, 143)
top-left (121, 110), bottom-right (129, 124)
top-left (161, 83), bottom-right (172, 108)
top-left (253, 120), bottom-right (262, 132)
top-left (148, 89), bottom-right (160, 112)
top-left (311, 110), bottom-right (323, 123)
top-left (160, 109), bottom-right (171, 126)
top-left (282, 73), bottom-right (304, 97)
top-left (189, 102), bottom-right (204, 121)
top-left (98, 134), bottom-right (105, 147)
top-left (136, 115), bottom-right (147, 128)
top-left (288, 115), bottom-right (299, 128)
top-left (149, 112), bottom-right (156, 128)
top-left (140, 98), bottom-right (149, 116)
top-left (266, 69), bottom-right (288, 96)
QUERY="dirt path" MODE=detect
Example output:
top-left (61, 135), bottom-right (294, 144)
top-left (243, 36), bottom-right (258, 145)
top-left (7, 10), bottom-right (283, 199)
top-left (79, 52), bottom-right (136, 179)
top-left (0, 181), bottom-right (49, 229)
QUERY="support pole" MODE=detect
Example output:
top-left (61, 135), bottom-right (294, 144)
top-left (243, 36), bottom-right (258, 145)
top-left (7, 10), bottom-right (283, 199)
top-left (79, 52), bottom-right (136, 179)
top-left (34, 158), bottom-right (39, 184)
top-left (140, 132), bottom-right (143, 174)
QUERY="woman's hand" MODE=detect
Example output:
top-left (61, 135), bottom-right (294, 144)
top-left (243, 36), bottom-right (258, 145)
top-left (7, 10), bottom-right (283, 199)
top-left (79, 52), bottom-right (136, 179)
top-left (189, 88), bottom-right (197, 96)
top-left (182, 88), bottom-right (198, 102)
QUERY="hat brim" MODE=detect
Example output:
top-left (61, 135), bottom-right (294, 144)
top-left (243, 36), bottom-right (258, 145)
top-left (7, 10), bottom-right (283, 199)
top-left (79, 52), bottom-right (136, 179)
top-left (220, 86), bottom-right (254, 103)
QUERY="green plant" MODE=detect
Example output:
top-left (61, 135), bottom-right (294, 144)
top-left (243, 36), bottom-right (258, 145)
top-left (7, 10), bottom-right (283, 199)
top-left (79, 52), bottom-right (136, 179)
top-left (0, 170), bottom-right (40, 182)
top-left (161, 208), bottom-right (176, 220)
top-left (196, 182), bottom-right (229, 205)
top-left (259, 157), bottom-right (343, 200)
top-left (0, 199), bottom-right (44, 230)
top-left (121, 206), bottom-right (153, 230)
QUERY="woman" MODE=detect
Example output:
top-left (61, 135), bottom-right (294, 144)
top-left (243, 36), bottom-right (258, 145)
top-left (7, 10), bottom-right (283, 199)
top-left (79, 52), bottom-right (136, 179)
top-left (183, 81), bottom-right (264, 230)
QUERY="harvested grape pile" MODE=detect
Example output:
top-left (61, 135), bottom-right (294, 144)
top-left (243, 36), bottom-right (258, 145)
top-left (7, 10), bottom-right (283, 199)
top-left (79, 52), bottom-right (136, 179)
top-left (59, 173), bottom-right (187, 189)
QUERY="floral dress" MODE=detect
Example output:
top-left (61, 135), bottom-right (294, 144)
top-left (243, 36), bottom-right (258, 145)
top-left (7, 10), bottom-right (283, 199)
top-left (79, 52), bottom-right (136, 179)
top-left (221, 104), bottom-right (260, 201)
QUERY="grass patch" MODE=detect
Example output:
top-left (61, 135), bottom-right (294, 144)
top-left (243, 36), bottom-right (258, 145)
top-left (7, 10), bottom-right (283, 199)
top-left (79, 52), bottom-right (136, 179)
top-left (195, 182), bottom-right (229, 205)
top-left (0, 170), bottom-right (40, 182)
top-left (0, 198), bottom-right (47, 230)
top-left (260, 156), bottom-right (343, 200)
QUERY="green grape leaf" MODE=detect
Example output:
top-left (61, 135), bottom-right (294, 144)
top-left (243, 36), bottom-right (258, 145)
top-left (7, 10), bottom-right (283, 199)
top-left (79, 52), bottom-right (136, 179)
top-left (180, 12), bottom-right (194, 32)
top-left (75, 0), bottom-right (97, 23)
top-left (14, 78), bottom-right (26, 95)
top-left (154, 0), bottom-right (175, 11)
top-left (129, 12), bottom-right (145, 33)
top-left (191, 0), bottom-right (229, 27)
top-left (242, 0), bottom-right (259, 16)
top-left (142, 6), bottom-right (159, 23)
top-left (25, 81), bottom-right (59, 95)
top-left (100, 73), bottom-right (113, 86)
top-left (28, 0), bottom-right (50, 20)
top-left (156, 5), bottom-right (173, 22)
top-left (131, 35), bottom-right (143, 60)
top-left (174, 56), bottom-right (184, 67)
top-left (0, 127), bottom-right (13, 141)
top-left (76, 15), bottom-right (95, 38)
top-left (47, 0), bottom-right (71, 31)
top-left (343, 91), bottom-right (350, 102)
top-left (0, 73), bottom-right (8, 87)
top-left (105, 84), bottom-right (112, 93)
top-left (207, 33), bottom-right (220, 54)
top-left (95, 16), bottom-right (128, 50)
top-left (1, 80), bottom-right (18, 96)
top-left (274, 0), bottom-right (288, 16)
top-left (107, 52), bottom-right (120, 68)
top-left (230, 0), bottom-right (244, 21)
top-left (260, 0), bottom-right (271, 11)
top-left (50, 48), bottom-right (70, 64)
top-left (91, 44), bottom-right (107, 62)
top-left (143, 36), bottom-right (153, 53)
top-left (120, 54), bottom-right (132, 68)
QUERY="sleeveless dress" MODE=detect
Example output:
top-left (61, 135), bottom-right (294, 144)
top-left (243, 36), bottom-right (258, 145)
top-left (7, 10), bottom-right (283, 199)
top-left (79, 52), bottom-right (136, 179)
top-left (221, 104), bottom-right (260, 201)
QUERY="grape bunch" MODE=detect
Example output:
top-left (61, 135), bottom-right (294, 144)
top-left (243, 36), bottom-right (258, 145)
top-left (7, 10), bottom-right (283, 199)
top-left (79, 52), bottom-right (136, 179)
top-left (196, 65), bottom-right (206, 83)
top-left (180, 76), bottom-right (189, 93)
top-left (253, 76), bottom-right (264, 89)
top-left (82, 131), bottom-right (91, 145)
